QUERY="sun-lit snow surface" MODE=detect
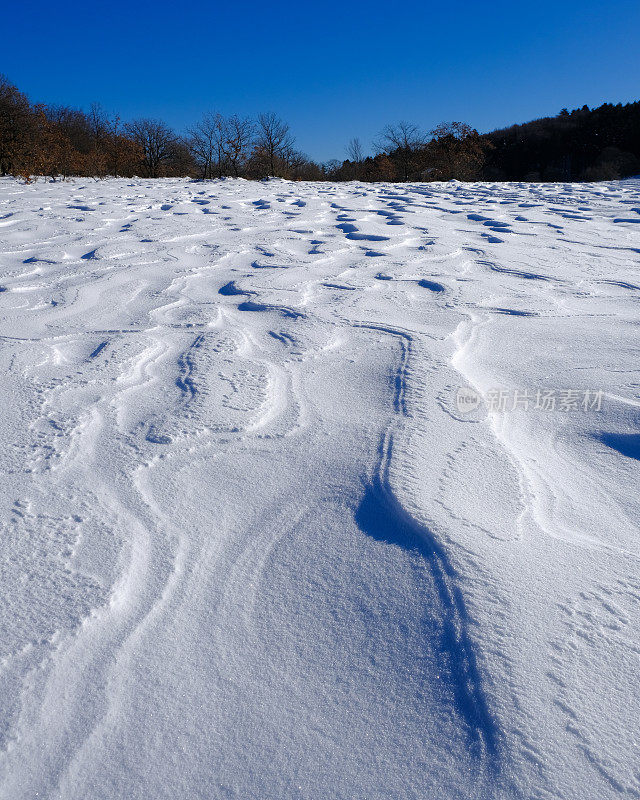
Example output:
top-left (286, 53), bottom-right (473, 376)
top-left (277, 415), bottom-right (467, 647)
top-left (0, 176), bottom-right (639, 799)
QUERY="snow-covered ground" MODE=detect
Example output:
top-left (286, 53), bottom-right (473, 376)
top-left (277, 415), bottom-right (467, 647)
top-left (0, 175), bottom-right (639, 799)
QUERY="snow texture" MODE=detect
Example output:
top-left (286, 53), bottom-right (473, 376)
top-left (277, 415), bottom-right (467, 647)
top-left (0, 176), bottom-right (639, 799)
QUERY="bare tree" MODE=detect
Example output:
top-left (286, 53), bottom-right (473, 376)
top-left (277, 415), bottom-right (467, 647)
top-left (221, 115), bottom-right (254, 177)
top-left (346, 137), bottom-right (364, 163)
top-left (377, 121), bottom-right (424, 152)
top-left (188, 112), bottom-right (235, 179)
top-left (188, 112), bottom-right (221, 179)
top-left (211, 114), bottom-right (228, 178)
top-left (346, 136), bottom-right (365, 179)
top-left (124, 118), bottom-right (177, 178)
top-left (375, 121), bottom-right (425, 180)
top-left (255, 112), bottom-right (294, 177)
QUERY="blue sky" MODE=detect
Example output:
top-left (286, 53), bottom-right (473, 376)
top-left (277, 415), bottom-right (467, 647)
top-left (3, 0), bottom-right (639, 162)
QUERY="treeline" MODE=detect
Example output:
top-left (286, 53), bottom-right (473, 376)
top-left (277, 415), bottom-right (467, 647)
top-left (1, 74), bottom-right (638, 182)
top-left (328, 122), bottom-right (489, 182)
top-left (0, 75), bottom-right (321, 181)
top-left (327, 105), bottom-right (640, 182)
top-left (483, 102), bottom-right (640, 181)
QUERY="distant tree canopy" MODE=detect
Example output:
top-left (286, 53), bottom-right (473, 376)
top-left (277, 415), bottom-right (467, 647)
top-left (0, 74), bottom-right (638, 182)
top-left (482, 102), bottom-right (640, 181)
top-left (332, 106), bottom-right (640, 182)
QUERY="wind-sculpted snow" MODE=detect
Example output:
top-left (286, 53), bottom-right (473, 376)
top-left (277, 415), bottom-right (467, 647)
top-left (0, 176), bottom-right (639, 799)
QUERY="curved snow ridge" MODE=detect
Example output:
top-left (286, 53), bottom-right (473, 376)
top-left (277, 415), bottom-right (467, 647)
top-left (0, 417), bottom-right (179, 800)
top-left (352, 322), bottom-right (413, 416)
top-left (355, 315), bottom-right (503, 768)
top-left (450, 309), bottom-right (640, 557)
top-left (48, 470), bottom-right (192, 800)
top-left (357, 428), bottom-right (502, 767)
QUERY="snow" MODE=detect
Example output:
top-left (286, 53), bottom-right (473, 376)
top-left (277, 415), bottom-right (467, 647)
top-left (0, 175), bottom-right (639, 799)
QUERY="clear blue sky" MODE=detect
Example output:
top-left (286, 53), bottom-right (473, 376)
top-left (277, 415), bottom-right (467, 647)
top-left (3, 0), bottom-right (639, 162)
